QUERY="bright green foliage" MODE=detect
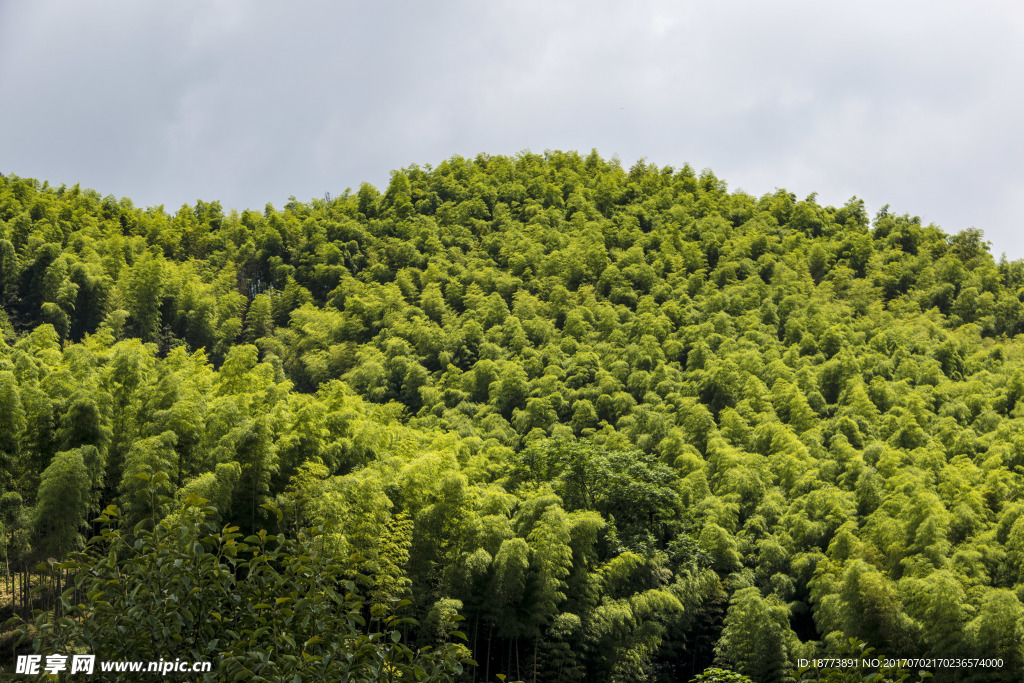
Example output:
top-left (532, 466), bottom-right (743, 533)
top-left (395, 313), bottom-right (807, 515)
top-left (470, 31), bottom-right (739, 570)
top-left (527, 505), bottom-right (574, 632)
top-left (963, 589), bottom-right (1024, 680)
top-left (33, 448), bottom-right (91, 557)
top-left (0, 370), bottom-right (26, 487)
top-left (489, 537), bottom-right (530, 639)
top-left (10, 490), bottom-right (473, 682)
top-left (812, 559), bottom-right (914, 652)
top-left (372, 511), bottom-right (415, 614)
top-left (0, 491), bottom-right (28, 579)
top-left (716, 587), bottom-right (799, 682)
top-left (691, 668), bottom-right (753, 683)
top-left (4, 153), bottom-right (1024, 679)
top-left (179, 460), bottom-right (241, 520)
top-left (118, 431), bottom-right (178, 530)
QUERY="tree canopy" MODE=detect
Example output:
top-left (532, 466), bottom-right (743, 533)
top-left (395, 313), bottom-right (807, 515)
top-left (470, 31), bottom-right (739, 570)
top-left (1, 151), bottom-right (1021, 682)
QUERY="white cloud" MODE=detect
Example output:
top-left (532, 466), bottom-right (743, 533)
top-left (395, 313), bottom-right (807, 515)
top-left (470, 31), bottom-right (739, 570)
top-left (1, 0), bottom-right (1022, 256)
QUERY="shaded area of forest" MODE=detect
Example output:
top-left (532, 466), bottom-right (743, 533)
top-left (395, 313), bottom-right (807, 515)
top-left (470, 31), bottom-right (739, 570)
top-left (2, 151), bottom-right (1024, 681)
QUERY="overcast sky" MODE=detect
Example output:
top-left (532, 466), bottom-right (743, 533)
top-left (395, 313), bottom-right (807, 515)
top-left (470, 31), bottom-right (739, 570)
top-left (2, 1), bottom-right (1022, 258)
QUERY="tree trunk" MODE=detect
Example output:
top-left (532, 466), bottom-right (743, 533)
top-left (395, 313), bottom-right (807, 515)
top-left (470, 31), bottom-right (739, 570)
top-left (515, 637), bottom-right (520, 682)
top-left (472, 617), bottom-right (479, 682)
top-left (484, 624), bottom-right (491, 683)
top-left (533, 637), bottom-right (538, 683)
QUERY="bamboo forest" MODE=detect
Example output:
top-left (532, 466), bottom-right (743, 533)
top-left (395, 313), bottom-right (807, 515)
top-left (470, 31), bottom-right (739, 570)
top-left (2, 150), bottom-right (1024, 682)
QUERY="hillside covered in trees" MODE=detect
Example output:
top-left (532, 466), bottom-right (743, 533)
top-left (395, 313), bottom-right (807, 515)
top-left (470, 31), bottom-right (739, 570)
top-left (2, 151), bottom-right (1024, 681)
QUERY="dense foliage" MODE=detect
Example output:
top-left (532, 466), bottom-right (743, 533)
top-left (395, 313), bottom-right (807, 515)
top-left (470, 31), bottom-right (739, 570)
top-left (2, 150), bottom-right (1023, 681)
top-left (15, 482), bottom-right (473, 682)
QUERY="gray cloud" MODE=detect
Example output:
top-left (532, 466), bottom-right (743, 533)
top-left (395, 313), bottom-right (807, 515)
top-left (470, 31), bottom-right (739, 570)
top-left (2, 0), bottom-right (1022, 256)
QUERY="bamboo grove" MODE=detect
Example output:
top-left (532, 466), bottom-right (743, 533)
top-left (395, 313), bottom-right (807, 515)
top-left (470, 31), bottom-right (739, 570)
top-left (1, 150), bottom-right (1024, 681)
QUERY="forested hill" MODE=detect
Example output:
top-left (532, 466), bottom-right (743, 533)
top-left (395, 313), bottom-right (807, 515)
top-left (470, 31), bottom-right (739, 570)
top-left (3, 151), bottom-right (1024, 682)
